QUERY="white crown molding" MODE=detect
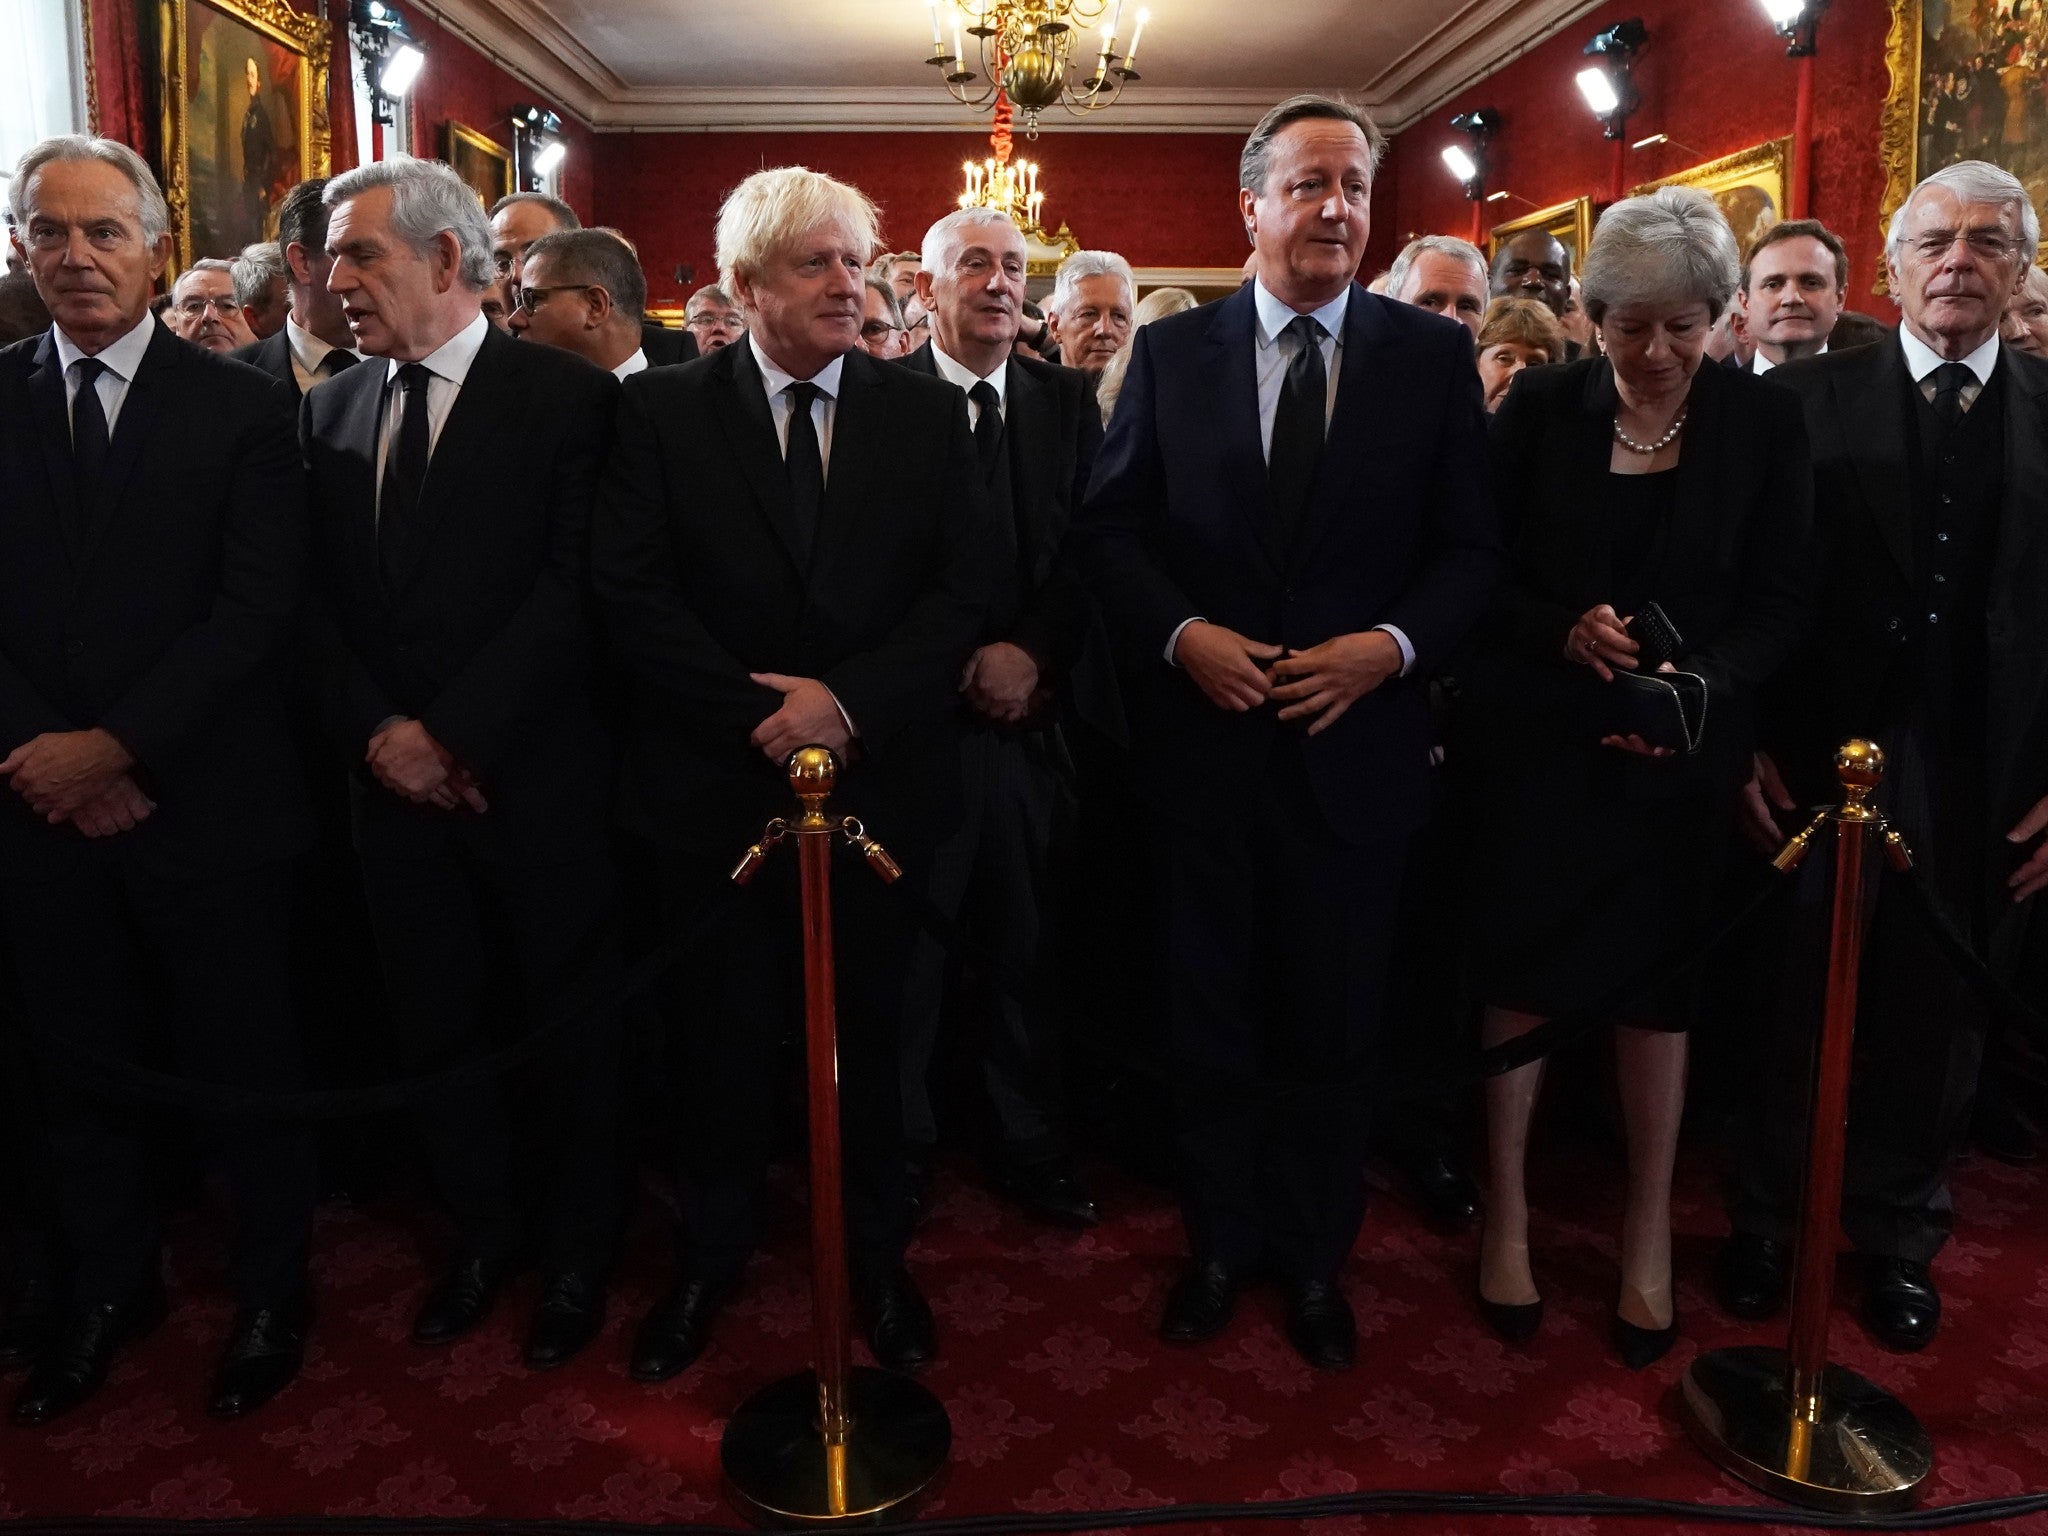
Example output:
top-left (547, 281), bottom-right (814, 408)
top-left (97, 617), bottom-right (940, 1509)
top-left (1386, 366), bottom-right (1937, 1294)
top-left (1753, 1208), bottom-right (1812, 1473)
top-left (408, 0), bottom-right (1611, 138)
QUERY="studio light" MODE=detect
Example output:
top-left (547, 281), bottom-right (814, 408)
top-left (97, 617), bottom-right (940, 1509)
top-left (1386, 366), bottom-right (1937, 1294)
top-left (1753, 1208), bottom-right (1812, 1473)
top-left (350, 0), bottom-right (422, 126)
top-left (1575, 67), bottom-right (1620, 117)
top-left (1440, 145), bottom-right (1478, 185)
top-left (531, 138), bottom-right (566, 176)
top-left (378, 43), bottom-right (424, 98)
top-left (1759, 0), bottom-right (1830, 56)
top-left (1577, 18), bottom-right (1644, 139)
top-left (511, 104), bottom-right (566, 190)
top-left (1443, 107), bottom-right (1499, 202)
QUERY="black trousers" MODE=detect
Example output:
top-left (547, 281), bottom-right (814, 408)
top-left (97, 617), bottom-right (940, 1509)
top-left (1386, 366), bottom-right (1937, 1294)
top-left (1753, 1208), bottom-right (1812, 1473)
top-left (0, 859), bottom-right (314, 1309)
top-left (658, 844), bottom-right (914, 1287)
top-left (900, 726), bottom-right (1073, 1166)
top-left (1164, 740), bottom-right (1406, 1281)
top-left (358, 846), bottom-right (621, 1273)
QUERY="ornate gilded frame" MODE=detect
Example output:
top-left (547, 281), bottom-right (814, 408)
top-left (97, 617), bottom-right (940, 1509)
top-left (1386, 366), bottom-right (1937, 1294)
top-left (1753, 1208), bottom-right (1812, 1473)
top-left (442, 120), bottom-right (513, 208)
top-left (1630, 137), bottom-right (1789, 210)
top-left (1487, 197), bottom-right (1595, 270)
top-left (156, 0), bottom-right (330, 274)
top-left (1877, 0), bottom-right (1922, 285)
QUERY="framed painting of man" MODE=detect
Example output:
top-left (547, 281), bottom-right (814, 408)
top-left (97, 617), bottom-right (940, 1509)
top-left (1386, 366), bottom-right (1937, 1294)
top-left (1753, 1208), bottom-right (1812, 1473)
top-left (156, 0), bottom-right (329, 273)
top-left (442, 121), bottom-right (513, 210)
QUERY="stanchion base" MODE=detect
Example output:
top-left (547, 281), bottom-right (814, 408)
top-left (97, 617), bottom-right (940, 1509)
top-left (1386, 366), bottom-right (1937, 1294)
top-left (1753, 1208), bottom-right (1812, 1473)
top-left (722, 1366), bottom-right (951, 1527)
top-left (1679, 1345), bottom-right (1931, 1514)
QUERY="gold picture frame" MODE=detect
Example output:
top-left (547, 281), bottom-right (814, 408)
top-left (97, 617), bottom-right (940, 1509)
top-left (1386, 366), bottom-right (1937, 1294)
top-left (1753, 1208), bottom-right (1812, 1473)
top-left (1632, 138), bottom-right (1790, 259)
top-left (442, 120), bottom-right (513, 210)
top-left (156, 0), bottom-right (330, 275)
top-left (1487, 197), bottom-right (1595, 275)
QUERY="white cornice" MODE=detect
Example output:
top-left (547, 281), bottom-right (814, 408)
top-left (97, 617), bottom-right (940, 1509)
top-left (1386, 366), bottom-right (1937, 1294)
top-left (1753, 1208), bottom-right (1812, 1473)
top-left (409, 0), bottom-right (1610, 137)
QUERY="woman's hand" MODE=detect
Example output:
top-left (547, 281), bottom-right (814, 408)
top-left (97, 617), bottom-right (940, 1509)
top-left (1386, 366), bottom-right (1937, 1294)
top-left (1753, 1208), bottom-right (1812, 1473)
top-left (1600, 732), bottom-right (1675, 758)
top-left (1564, 604), bottom-right (1638, 682)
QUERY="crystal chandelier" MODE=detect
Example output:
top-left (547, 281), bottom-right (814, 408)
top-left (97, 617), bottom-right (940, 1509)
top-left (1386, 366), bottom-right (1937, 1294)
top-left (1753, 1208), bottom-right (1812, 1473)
top-left (958, 92), bottom-right (1050, 234)
top-left (924, 0), bottom-right (1154, 137)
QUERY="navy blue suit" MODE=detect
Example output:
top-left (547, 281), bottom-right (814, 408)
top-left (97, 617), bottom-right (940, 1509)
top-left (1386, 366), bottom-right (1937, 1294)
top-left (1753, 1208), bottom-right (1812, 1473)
top-left (1070, 282), bottom-right (1498, 1278)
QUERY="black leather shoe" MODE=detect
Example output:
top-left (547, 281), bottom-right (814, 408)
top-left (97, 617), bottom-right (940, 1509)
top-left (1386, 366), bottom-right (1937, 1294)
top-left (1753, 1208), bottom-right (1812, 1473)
top-left (1159, 1259), bottom-right (1238, 1345)
top-left (1713, 1232), bottom-right (1791, 1322)
top-left (0, 1273), bottom-right (61, 1370)
top-left (524, 1271), bottom-right (606, 1370)
top-left (11, 1287), bottom-right (168, 1426)
top-left (207, 1299), bottom-right (308, 1418)
top-left (629, 1276), bottom-right (729, 1382)
top-left (1283, 1279), bottom-right (1356, 1369)
top-left (856, 1267), bottom-right (937, 1374)
top-left (1395, 1150), bottom-right (1481, 1227)
top-left (412, 1254), bottom-right (513, 1345)
top-left (1002, 1157), bottom-right (1099, 1228)
top-left (1612, 1313), bottom-right (1678, 1370)
top-left (1477, 1292), bottom-right (1544, 1345)
top-left (1860, 1256), bottom-right (1940, 1351)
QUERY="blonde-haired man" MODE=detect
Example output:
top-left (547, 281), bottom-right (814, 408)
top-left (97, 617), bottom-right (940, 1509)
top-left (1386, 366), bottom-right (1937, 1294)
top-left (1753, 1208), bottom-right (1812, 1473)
top-left (594, 165), bottom-right (996, 1381)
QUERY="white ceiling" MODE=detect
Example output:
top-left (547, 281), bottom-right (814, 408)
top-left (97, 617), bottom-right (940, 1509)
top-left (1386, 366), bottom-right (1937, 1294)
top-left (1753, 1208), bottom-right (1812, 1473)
top-left (414, 0), bottom-right (1609, 133)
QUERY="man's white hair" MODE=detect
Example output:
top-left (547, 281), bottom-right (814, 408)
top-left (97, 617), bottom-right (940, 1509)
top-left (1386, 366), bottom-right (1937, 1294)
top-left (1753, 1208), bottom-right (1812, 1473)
top-left (715, 166), bottom-right (880, 297)
top-left (920, 207), bottom-right (1022, 274)
top-left (1384, 235), bottom-right (1487, 303)
top-left (1885, 159), bottom-right (2040, 268)
top-left (324, 155), bottom-right (495, 290)
top-left (172, 257), bottom-right (237, 300)
top-left (8, 135), bottom-right (170, 246)
top-left (1049, 250), bottom-right (1134, 317)
top-left (232, 241), bottom-right (287, 308)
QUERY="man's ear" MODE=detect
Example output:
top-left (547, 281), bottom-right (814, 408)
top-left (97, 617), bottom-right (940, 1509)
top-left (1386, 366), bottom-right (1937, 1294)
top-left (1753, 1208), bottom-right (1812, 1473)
top-left (914, 266), bottom-right (936, 308)
top-left (586, 284), bottom-right (613, 329)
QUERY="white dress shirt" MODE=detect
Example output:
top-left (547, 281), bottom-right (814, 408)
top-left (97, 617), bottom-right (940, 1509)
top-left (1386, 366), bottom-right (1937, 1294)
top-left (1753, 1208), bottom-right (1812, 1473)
top-left (375, 311), bottom-right (491, 517)
top-left (613, 347), bottom-right (649, 381)
top-left (1751, 340), bottom-right (1827, 375)
top-left (751, 334), bottom-right (843, 479)
top-left (929, 343), bottom-right (1007, 423)
top-left (1165, 281), bottom-right (1414, 674)
top-left (53, 312), bottom-right (156, 438)
top-left (1899, 323), bottom-right (2001, 411)
top-left (286, 315), bottom-right (362, 393)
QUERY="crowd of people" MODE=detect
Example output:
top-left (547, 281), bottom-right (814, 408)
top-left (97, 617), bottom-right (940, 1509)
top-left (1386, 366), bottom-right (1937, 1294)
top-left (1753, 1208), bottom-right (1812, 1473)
top-left (2, 91), bottom-right (2046, 1447)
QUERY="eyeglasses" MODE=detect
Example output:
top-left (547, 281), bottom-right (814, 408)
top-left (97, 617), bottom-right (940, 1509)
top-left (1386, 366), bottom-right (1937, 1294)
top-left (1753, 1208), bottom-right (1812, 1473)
top-left (1906, 230), bottom-right (2019, 262)
top-left (513, 284), bottom-right (592, 313)
top-left (860, 320), bottom-right (904, 342)
top-left (175, 295), bottom-right (243, 318)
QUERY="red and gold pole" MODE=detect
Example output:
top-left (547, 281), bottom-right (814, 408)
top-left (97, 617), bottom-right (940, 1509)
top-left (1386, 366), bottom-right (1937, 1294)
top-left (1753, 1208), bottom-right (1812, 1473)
top-left (1678, 740), bottom-right (1931, 1512)
top-left (721, 748), bottom-right (950, 1527)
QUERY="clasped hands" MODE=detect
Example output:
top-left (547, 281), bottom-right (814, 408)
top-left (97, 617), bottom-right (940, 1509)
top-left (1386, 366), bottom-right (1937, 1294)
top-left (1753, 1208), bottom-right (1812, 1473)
top-left (1172, 620), bottom-right (1400, 736)
top-left (959, 641), bottom-right (1044, 726)
top-left (367, 718), bottom-right (488, 813)
top-left (0, 727), bottom-right (153, 838)
top-left (749, 673), bottom-right (852, 763)
top-left (1566, 603), bottom-right (1675, 760)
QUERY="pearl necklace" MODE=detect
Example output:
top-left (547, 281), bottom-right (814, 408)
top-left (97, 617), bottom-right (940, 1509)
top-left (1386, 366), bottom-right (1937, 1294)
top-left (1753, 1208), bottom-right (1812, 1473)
top-left (1613, 408), bottom-right (1688, 454)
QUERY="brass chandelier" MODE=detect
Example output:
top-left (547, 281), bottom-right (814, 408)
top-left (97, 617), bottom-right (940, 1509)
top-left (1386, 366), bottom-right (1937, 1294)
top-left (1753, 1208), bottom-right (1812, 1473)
top-left (924, 0), bottom-right (1154, 137)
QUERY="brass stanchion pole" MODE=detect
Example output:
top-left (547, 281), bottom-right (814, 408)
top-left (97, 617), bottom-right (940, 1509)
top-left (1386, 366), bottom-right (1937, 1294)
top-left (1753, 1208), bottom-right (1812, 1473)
top-left (720, 748), bottom-right (950, 1527)
top-left (1678, 740), bottom-right (1932, 1512)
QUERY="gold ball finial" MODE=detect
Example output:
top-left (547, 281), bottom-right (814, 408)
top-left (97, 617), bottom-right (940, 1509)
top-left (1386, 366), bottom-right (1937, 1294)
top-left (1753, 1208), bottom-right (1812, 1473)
top-left (1834, 738), bottom-right (1885, 791)
top-left (787, 745), bottom-right (839, 800)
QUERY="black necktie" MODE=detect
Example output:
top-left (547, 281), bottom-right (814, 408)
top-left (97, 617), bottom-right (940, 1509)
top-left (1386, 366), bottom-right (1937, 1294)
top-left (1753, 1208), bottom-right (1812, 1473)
top-left (1267, 314), bottom-right (1328, 552)
top-left (379, 362), bottom-right (431, 585)
top-left (1929, 361), bottom-right (1974, 430)
top-left (784, 381), bottom-right (825, 564)
top-left (69, 358), bottom-right (110, 546)
top-left (969, 379), bottom-right (1005, 484)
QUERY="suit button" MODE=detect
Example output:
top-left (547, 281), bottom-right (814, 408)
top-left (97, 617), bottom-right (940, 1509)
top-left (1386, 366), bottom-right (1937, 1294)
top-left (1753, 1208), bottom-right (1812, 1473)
top-left (64, 639), bottom-right (84, 657)
top-left (1887, 618), bottom-right (1902, 631)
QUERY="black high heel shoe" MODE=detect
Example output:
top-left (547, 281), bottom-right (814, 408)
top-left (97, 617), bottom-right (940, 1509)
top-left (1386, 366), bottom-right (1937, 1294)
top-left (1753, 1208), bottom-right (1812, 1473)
top-left (1478, 1291), bottom-right (1544, 1344)
top-left (1611, 1310), bottom-right (1678, 1370)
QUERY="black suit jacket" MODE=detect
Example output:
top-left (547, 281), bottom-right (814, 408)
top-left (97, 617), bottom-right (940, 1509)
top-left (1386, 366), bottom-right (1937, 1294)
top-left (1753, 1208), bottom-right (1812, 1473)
top-left (0, 320), bottom-right (314, 878)
top-left (1470, 355), bottom-right (1814, 792)
top-left (641, 322), bottom-right (697, 367)
top-left (231, 327), bottom-right (298, 395)
top-left (300, 321), bottom-right (620, 865)
top-left (592, 338), bottom-right (996, 857)
top-left (1766, 338), bottom-right (2048, 830)
top-left (1069, 282), bottom-right (1500, 842)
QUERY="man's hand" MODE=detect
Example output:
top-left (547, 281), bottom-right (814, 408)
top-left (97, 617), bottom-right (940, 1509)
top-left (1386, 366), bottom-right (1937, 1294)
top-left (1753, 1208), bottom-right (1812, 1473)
top-left (2007, 794), bottom-right (2048, 902)
top-left (750, 673), bottom-right (853, 763)
top-left (0, 728), bottom-right (135, 821)
top-left (1174, 621), bottom-right (1282, 713)
top-left (1270, 630), bottom-right (1403, 736)
top-left (66, 773), bottom-right (156, 839)
top-left (366, 719), bottom-right (487, 812)
top-left (1565, 604), bottom-right (1638, 683)
top-left (1738, 750), bottom-right (1796, 857)
top-left (960, 642), bottom-right (1040, 724)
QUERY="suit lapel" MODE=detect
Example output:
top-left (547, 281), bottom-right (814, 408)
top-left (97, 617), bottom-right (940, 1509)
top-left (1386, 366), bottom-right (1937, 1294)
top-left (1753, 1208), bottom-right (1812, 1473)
top-left (1834, 340), bottom-right (1917, 585)
top-left (1005, 357), bottom-right (1059, 576)
top-left (714, 339), bottom-right (806, 573)
top-left (1662, 358), bottom-right (1729, 588)
top-left (1994, 345), bottom-right (2047, 591)
top-left (24, 334), bottom-right (78, 560)
top-left (810, 347), bottom-right (884, 590)
top-left (1990, 348), bottom-right (2048, 817)
top-left (393, 324), bottom-right (515, 588)
top-left (1204, 285), bottom-right (1279, 575)
top-left (73, 319), bottom-right (180, 573)
top-left (1290, 286), bottom-right (1388, 579)
top-left (901, 340), bottom-right (939, 379)
top-left (334, 357), bottom-right (387, 590)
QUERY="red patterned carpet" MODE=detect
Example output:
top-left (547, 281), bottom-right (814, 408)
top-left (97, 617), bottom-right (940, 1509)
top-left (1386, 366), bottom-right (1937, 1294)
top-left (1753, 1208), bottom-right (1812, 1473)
top-left (4, 1146), bottom-right (2048, 1530)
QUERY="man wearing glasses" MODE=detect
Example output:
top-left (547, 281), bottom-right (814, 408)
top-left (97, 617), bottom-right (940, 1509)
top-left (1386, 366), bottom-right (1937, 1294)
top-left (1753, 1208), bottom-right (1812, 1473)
top-left (859, 275), bottom-right (908, 359)
top-left (508, 228), bottom-right (653, 379)
top-left (163, 258), bottom-right (255, 353)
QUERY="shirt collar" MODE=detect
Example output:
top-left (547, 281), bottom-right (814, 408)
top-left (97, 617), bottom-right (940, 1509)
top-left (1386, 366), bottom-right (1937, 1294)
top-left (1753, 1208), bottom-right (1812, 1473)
top-left (750, 333), bottom-right (845, 401)
top-left (1750, 341), bottom-right (1827, 375)
top-left (613, 347), bottom-right (650, 380)
top-left (52, 311), bottom-right (156, 382)
top-left (1898, 323), bottom-right (2001, 387)
top-left (285, 314), bottom-right (352, 376)
top-left (385, 310), bottom-right (490, 388)
top-left (930, 342), bottom-right (1007, 400)
top-left (1251, 278), bottom-right (1350, 349)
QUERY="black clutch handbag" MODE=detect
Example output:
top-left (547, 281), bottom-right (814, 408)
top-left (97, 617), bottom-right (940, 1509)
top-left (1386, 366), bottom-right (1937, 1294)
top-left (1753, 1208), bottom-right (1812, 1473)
top-left (1606, 667), bottom-right (1708, 755)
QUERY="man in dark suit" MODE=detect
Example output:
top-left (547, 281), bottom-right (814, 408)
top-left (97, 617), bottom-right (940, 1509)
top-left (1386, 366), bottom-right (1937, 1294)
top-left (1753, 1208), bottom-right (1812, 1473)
top-left (305, 156), bottom-right (623, 1371)
top-left (593, 166), bottom-right (993, 1379)
top-left (1069, 94), bottom-right (1498, 1369)
top-left (230, 176), bottom-right (361, 394)
top-left (0, 135), bottom-right (317, 1423)
top-left (1727, 160), bottom-right (2048, 1351)
top-left (488, 191), bottom-right (694, 366)
top-left (896, 207), bottom-right (1105, 1227)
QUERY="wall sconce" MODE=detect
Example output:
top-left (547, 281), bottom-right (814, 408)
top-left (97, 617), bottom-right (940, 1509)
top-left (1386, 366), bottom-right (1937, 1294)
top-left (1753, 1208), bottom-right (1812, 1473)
top-left (1758, 0), bottom-right (1830, 57)
top-left (1442, 108), bottom-right (1500, 201)
top-left (1576, 18), bottom-right (1645, 140)
top-left (350, 0), bottom-right (422, 126)
top-left (511, 104), bottom-right (565, 189)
